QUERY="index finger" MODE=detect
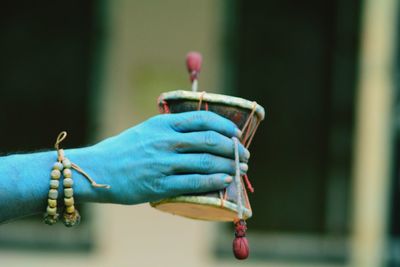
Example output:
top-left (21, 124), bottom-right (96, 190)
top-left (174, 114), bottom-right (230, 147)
top-left (167, 111), bottom-right (242, 138)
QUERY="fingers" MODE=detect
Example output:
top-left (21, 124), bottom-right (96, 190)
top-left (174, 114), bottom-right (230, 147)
top-left (169, 153), bottom-right (248, 176)
top-left (162, 173), bottom-right (233, 196)
top-left (174, 131), bottom-right (250, 162)
top-left (167, 111), bottom-right (241, 139)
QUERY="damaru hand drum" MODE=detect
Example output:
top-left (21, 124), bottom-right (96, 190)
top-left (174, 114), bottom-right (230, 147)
top-left (150, 90), bottom-right (265, 222)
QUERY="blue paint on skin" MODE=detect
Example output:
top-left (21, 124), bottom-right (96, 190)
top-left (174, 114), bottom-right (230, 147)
top-left (0, 111), bottom-right (249, 223)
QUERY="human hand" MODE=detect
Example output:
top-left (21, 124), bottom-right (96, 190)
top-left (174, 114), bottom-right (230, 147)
top-left (72, 111), bottom-right (250, 205)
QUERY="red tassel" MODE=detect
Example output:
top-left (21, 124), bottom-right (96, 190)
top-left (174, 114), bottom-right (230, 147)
top-left (233, 220), bottom-right (249, 260)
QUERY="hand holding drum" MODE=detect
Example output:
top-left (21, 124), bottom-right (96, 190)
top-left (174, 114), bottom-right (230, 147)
top-left (151, 52), bottom-right (265, 260)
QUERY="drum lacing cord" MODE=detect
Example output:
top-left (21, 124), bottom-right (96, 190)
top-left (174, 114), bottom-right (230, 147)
top-left (233, 137), bottom-right (244, 219)
top-left (241, 102), bottom-right (260, 149)
top-left (239, 102), bottom-right (260, 195)
top-left (197, 91), bottom-right (208, 111)
top-left (233, 136), bottom-right (250, 260)
top-left (161, 100), bottom-right (170, 113)
top-left (196, 92), bottom-right (257, 207)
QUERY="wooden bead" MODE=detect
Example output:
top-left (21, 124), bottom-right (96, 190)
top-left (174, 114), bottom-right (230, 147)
top-left (47, 206), bottom-right (57, 216)
top-left (48, 189), bottom-right (58, 199)
top-left (48, 199), bottom-right (57, 208)
top-left (63, 168), bottom-right (72, 178)
top-left (66, 205), bottom-right (75, 214)
top-left (62, 159), bottom-right (72, 169)
top-left (63, 178), bottom-right (73, 188)
top-left (53, 162), bottom-right (64, 171)
top-left (64, 197), bottom-right (74, 206)
top-left (50, 180), bottom-right (59, 189)
top-left (64, 188), bottom-right (73, 198)
top-left (50, 169), bottom-right (61, 180)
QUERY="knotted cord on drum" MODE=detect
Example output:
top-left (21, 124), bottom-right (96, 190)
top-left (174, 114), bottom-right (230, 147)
top-left (242, 102), bottom-right (258, 148)
top-left (239, 102), bottom-right (259, 192)
top-left (197, 91), bottom-right (208, 111)
top-left (197, 92), bottom-right (257, 199)
top-left (243, 174), bottom-right (254, 193)
top-left (233, 137), bottom-right (244, 219)
top-left (161, 100), bottom-right (170, 113)
top-left (245, 120), bottom-right (261, 149)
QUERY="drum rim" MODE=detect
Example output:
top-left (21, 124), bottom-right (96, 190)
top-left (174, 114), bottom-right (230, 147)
top-left (150, 195), bottom-right (252, 221)
top-left (158, 90), bottom-right (265, 120)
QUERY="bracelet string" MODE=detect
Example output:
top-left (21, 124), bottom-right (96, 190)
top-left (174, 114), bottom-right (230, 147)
top-left (44, 131), bottom-right (110, 227)
top-left (54, 131), bottom-right (110, 189)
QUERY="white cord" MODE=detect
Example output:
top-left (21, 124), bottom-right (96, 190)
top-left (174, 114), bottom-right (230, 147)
top-left (232, 137), bottom-right (243, 219)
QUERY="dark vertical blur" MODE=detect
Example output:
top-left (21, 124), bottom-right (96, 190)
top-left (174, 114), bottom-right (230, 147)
top-left (231, 0), bottom-right (361, 234)
top-left (0, 1), bottom-right (97, 152)
top-left (391, 136), bottom-right (400, 266)
top-left (389, 3), bottom-right (400, 265)
top-left (0, 0), bottom-right (99, 251)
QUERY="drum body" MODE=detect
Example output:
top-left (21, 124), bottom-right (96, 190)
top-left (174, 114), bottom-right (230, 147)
top-left (150, 90), bottom-right (265, 222)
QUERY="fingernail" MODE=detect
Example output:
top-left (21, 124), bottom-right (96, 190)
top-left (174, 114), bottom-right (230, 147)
top-left (240, 163), bottom-right (248, 172)
top-left (225, 176), bottom-right (233, 183)
top-left (235, 128), bottom-right (242, 138)
top-left (244, 149), bottom-right (251, 161)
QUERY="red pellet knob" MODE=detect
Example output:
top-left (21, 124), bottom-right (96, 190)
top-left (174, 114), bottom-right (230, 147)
top-left (233, 236), bottom-right (249, 260)
top-left (233, 219), bottom-right (249, 260)
top-left (186, 52), bottom-right (202, 82)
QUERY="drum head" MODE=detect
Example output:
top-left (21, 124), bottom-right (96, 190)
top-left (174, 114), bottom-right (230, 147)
top-left (151, 196), bottom-right (252, 222)
top-left (158, 90), bottom-right (265, 120)
top-left (158, 90), bottom-right (265, 129)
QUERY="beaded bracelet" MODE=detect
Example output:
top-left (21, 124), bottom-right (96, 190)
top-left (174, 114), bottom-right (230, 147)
top-left (44, 131), bottom-right (110, 227)
top-left (44, 162), bottom-right (62, 225)
top-left (61, 158), bottom-right (80, 227)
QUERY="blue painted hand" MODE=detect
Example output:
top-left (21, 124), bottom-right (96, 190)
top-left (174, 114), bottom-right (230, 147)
top-left (87, 111), bottom-right (250, 204)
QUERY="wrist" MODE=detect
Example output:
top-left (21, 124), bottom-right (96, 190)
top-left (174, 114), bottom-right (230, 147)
top-left (66, 146), bottom-right (113, 204)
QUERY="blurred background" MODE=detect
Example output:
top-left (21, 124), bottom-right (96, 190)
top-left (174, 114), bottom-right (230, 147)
top-left (0, 0), bottom-right (398, 266)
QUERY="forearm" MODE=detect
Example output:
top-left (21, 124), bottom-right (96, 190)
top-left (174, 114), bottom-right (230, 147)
top-left (0, 111), bottom-right (249, 223)
top-left (0, 147), bottom-right (110, 224)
